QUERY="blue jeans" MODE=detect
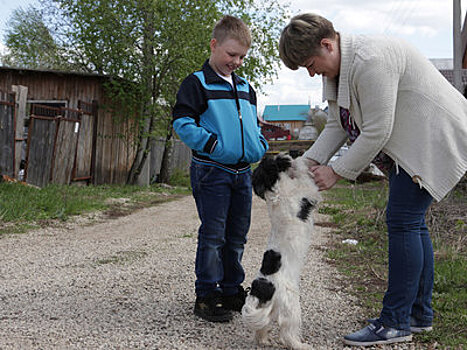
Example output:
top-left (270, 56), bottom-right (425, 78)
top-left (190, 162), bottom-right (252, 298)
top-left (379, 167), bottom-right (434, 329)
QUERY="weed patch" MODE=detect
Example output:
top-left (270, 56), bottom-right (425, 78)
top-left (0, 182), bottom-right (190, 235)
top-left (324, 179), bottom-right (466, 348)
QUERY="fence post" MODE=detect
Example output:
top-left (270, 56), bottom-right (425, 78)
top-left (11, 85), bottom-right (28, 179)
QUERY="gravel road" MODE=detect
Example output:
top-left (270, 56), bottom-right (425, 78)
top-left (0, 194), bottom-right (419, 349)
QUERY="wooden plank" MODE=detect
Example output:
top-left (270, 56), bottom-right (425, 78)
top-left (0, 91), bottom-right (15, 176)
top-left (25, 117), bottom-right (56, 187)
top-left (51, 119), bottom-right (79, 184)
top-left (74, 112), bottom-right (94, 179)
top-left (12, 85), bottom-right (28, 178)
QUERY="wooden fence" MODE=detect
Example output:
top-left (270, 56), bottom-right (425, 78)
top-left (149, 138), bottom-right (191, 183)
top-left (1, 90), bottom-right (191, 186)
top-left (0, 90), bottom-right (16, 177)
top-left (24, 103), bottom-right (97, 187)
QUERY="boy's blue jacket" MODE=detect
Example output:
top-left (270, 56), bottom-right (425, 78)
top-left (172, 60), bottom-right (268, 173)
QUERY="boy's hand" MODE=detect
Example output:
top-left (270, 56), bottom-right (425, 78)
top-left (310, 165), bottom-right (342, 191)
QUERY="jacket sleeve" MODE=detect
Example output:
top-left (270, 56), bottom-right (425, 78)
top-left (331, 58), bottom-right (399, 180)
top-left (250, 84), bottom-right (269, 153)
top-left (172, 75), bottom-right (217, 153)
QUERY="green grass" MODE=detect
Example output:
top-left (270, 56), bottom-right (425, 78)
top-left (322, 179), bottom-right (466, 348)
top-left (1, 171), bottom-right (464, 347)
top-left (0, 175), bottom-right (191, 235)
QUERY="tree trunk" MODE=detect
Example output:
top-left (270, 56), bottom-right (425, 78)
top-left (158, 123), bottom-right (174, 184)
top-left (126, 117), bottom-right (152, 184)
top-left (126, 2), bottom-right (155, 185)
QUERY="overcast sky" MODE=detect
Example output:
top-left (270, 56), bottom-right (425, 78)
top-left (259, 0), bottom-right (467, 113)
top-left (1, 0), bottom-right (466, 113)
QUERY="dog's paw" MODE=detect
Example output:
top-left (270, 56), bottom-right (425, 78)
top-left (254, 332), bottom-right (270, 346)
top-left (296, 343), bottom-right (314, 350)
top-left (280, 337), bottom-right (314, 350)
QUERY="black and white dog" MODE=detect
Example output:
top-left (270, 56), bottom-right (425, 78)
top-left (242, 154), bottom-right (321, 350)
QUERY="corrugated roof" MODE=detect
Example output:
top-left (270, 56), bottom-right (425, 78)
top-left (430, 58), bottom-right (453, 70)
top-left (263, 104), bottom-right (310, 122)
top-left (0, 65), bottom-right (108, 78)
top-left (439, 69), bottom-right (467, 84)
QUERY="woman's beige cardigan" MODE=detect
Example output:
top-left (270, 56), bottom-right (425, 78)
top-left (304, 34), bottom-right (467, 201)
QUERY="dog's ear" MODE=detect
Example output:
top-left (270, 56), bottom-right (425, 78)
top-left (252, 156), bottom-right (275, 199)
top-left (252, 155), bottom-right (292, 200)
top-left (274, 154), bottom-right (292, 173)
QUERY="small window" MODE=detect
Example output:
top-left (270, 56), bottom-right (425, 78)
top-left (28, 100), bottom-right (68, 118)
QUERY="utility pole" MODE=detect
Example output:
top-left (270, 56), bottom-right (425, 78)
top-left (453, 0), bottom-right (463, 92)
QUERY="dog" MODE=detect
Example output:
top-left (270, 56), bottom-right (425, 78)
top-left (242, 154), bottom-right (321, 350)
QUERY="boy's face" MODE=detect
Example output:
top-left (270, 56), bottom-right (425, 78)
top-left (209, 38), bottom-right (249, 77)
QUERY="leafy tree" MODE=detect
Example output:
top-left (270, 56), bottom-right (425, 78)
top-left (4, 0), bottom-right (288, 184)
top-left (2, 6), bottom-right (64, 69)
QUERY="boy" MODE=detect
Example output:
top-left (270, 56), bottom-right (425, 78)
top-left (172, 15), bottom-right (268, 323)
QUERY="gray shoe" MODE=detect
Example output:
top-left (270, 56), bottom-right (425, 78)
top-left (367, 317), bottom-right (433, 334)
top-left (344, 321), bottom-right (412, 347)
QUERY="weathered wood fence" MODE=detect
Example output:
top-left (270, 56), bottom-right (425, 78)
top-left (0, 90), bottom-right (192, 186)
top-left (25, 103), bottom-right (97, 187)
top-left (148, 138), bottom-right (191, 183)
top-left (0, 90), bottom-right (16, 177)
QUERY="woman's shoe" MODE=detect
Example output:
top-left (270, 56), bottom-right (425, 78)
top-left (343, 320), bottom-right (412, 347)
top-left (367, 317), bottom-right (433, 333)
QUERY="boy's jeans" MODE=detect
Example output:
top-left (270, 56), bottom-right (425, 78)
top-left (190, 162), bottom-right (252, 298)
top-left (380, 166), bottom-right (434, 329)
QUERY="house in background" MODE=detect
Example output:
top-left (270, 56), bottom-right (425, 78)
top-left (430, 58), bottom-right (467, 96)
top-left (0, 66), bottom-right (191, 187)
top-left (262, 104), bottom-right (311, 138)
top-left (0, 66), bottom-right (136, 186)
top-left (432, 10), bottom-right (467, 96)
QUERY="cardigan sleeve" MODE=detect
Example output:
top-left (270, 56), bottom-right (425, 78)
top-left (331, 58), bottom-right (400, 180)
top-left (302, 103), bottom-right (347, 165)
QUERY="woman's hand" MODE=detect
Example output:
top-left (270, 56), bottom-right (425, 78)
top-left (310, 165), bottom-right (342, 191)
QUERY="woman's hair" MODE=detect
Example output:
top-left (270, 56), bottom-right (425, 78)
top-left (279, 13), bottom-right (337, 70)
top-left (212, 15), bottom-right (251, 48)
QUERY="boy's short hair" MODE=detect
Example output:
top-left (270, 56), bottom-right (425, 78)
top-left (279, 13), bottom-right (337, 70)
top-left (212, 15), bottom-right (251, 48)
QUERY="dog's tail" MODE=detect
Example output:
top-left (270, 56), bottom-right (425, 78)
top-left (241, 277), bottom-right (275, 330)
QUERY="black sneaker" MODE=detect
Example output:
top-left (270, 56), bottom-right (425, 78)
top-left (223, 286), bottom-right (248, 312)
top-left (194, 292), bottom-right (233, 322)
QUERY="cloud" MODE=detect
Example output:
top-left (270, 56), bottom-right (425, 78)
top-left (0, 41), bottom-right (6, 56)
top-left (257, 0), bottom-right (461, 114)
top-left (257, 63), bottom-right (325, 114)
top-left (284, 0), bottom-right (452, 37)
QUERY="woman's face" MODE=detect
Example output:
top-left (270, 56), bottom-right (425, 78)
top-left (301, 38), bottom-right (340, 79)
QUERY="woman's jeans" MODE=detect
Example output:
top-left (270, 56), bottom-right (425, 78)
top-left (380, 167), bottom-right (434, 330)
top-left (190, 162), bottom-right (252, 298)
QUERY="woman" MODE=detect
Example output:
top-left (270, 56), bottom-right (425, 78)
top-left (279, 13), bottom-right (467, 347)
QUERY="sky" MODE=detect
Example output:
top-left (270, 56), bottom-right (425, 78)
top-left (1, 0), bottom-right (466, 114)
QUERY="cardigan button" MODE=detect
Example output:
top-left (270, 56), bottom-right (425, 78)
top-left (412, 175), bottom-right (422, 183)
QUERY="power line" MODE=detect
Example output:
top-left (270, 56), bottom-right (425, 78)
top-left (384, 0), bottom-right (412, 34)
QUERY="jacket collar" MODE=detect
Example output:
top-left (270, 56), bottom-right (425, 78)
top-left (322, 33), bottom-right (353, 109)
top-left (202, 59), bottom-right (246, 86)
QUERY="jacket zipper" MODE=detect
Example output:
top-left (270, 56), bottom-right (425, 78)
top-left (232, 78), bottom-right (245, 163)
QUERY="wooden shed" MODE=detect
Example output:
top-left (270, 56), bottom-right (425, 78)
top-left (0, 66), bottom-right (136, 186)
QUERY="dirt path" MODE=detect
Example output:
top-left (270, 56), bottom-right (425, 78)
top-left (0, 194), bottom-right (410, 349)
